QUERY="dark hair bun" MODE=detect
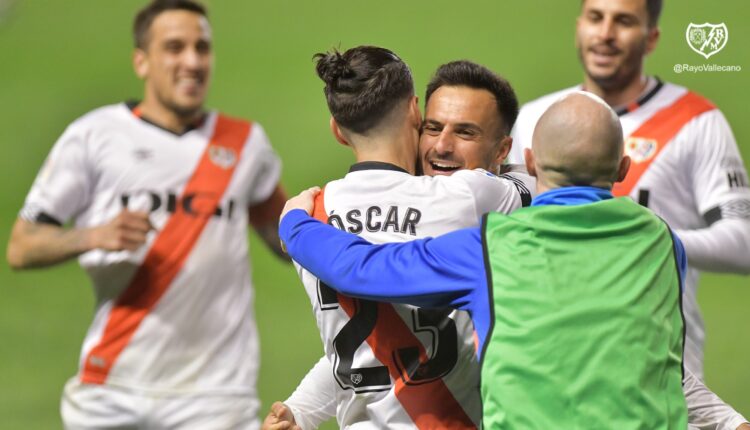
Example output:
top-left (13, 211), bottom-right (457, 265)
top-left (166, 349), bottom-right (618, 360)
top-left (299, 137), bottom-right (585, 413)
top-left (314, 50), bottom-right (354, 87)
top-left (313, 45), bottom-right (414, 134)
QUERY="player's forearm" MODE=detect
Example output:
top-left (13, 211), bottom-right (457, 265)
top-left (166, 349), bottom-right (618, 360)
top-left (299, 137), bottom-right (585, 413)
top-left (684, 368), bottom-right (748, 430)
top-left (6, 218), bottom-right (94, 270)
top-left (285, 356), bottom-right (337, 430)
top-left (255, 223), bottom-right (291, 262)
top-left (674, 218), bottom-right (750, 274)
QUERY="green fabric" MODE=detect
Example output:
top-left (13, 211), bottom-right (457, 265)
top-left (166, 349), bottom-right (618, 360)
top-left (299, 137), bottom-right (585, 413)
top-left (481, 197), bottom-right (686, 429)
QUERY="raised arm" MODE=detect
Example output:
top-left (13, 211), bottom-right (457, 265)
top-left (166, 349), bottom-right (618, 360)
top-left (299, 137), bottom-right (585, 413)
top-left (279, 207), bottom-right (485, 310)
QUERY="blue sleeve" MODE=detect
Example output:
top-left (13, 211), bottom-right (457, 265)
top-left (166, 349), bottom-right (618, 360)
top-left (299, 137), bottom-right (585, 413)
top-left (279, 209), bottom-right (486, 310)
top-left (671, 231), bottom-right (688, 292)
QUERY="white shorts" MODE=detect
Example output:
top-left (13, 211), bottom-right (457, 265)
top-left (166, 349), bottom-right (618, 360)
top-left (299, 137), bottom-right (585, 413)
top-left (61, 379), bottom-right (260, 430)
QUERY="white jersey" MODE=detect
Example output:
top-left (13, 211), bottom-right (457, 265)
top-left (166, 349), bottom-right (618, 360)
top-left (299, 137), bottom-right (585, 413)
top-left (510, 81), bottom-right (750, 380)
top-left (290, 162), bottom-right (529, 429)
top-left (20, 103), bottom-right (281, 397)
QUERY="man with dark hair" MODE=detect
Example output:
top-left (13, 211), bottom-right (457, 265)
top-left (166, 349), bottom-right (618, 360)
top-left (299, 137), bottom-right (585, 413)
top-left (6, 0), bottom-right (287, 427)
top-left (262, 51), bottom-right (530, 430)
top-left (278, 91), bottom-right (689, 429)
top-left (421, 61), bottom-right (519, 178)
top-left (508, 0), bottom-right (750, 386)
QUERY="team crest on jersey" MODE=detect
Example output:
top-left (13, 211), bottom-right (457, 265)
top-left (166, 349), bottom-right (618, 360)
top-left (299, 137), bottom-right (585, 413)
top-left (350, 373), bottom-right (363, 385)
top-left (208, 145), bottom-right (238, 169)
top-left (625, 137), bottom-right (658, 163)
top-left (686, 23), bottom-right (728, 59)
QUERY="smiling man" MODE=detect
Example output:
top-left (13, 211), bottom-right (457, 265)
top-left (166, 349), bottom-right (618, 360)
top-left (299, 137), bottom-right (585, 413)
top-left (508, 0), bottom-right (750, 388)
top-left (6, 0), bottom-right (287, 428)
top-left (421, 64), bottom-right (516, 177)
top-left (262, 59), bottom-right (531, 430)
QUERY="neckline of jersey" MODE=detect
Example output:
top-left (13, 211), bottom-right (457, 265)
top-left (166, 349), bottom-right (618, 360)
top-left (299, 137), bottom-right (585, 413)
top-left (124, 100), bottom-right (207, 137)
top-left (348, 161), bottom-right (410, 174)
top-left (613, 77), bottom-right (664, 116)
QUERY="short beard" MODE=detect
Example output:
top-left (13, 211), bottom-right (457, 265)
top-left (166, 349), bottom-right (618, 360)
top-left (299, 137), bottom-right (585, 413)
top-left (578, 39), bottom-right (647, 93)
top-left (163, 98), bottom-right (203, 120)
top-left (154, 88), bottom-right (204, 120)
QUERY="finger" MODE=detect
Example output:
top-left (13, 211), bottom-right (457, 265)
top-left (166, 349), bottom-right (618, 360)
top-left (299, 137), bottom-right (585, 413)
top-left (121, 214), bottom-right (154, 232)
top-left (306, 186), bottom-right (321, 195)
top-left (120, 229), bottom-right (149, 245)
top-left (270, 401), bottom-right (288, 417)
top-left (121, 238), bottom-right (147, 251)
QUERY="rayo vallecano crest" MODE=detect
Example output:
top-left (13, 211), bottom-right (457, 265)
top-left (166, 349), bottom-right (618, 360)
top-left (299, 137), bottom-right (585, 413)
top-left (208, 145), bottom-right (238, 169)
top-left (625, 137), bottom-right (658, 164)
top-left (686, 23), bottom-right (728, 59)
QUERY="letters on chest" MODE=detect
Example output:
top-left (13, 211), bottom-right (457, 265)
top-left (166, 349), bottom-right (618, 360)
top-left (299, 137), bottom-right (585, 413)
top-left (328, 206), bottom-right (422, 236)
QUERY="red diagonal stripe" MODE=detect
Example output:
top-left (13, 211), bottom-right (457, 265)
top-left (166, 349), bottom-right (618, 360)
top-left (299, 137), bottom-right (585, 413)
top-left (338, 298), bottom-right (476, 429)
top-left (313, 187), bottom-right (474, 428)
top-left (613, 91), bottom-right (715, 197)
top-left (81, 115), bottom-right (252, 384)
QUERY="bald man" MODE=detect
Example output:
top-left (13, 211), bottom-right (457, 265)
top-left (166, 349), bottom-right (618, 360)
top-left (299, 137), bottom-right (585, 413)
top-left (278, 92), bottom-right (689, 428)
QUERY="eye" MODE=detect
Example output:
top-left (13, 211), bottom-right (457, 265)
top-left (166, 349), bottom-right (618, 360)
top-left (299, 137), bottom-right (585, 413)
top-left (586, 11), bottom-right (603, 23)
top-left (616, 15), bottom-right (637, 26)
top-left (164, 41), bottom-right (184, 53)
top-left (422, 123), bottom-right (441, 135)
top-left (196, 40), bottom-right (212, 54)
top-left (456, 128), bottom-right (477, 138)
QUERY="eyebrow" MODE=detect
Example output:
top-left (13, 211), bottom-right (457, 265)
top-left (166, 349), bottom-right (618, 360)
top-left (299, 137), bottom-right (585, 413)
top-left (424, 118), bottom-right (482, 131)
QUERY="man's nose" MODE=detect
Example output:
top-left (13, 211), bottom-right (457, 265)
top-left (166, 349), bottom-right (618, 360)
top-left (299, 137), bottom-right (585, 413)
top-left (597, 17), bottom-right (616, 41)
top-left (434, 130), bottom-right (454, 154)
top-left (182, 47), bottom-right (203, 69)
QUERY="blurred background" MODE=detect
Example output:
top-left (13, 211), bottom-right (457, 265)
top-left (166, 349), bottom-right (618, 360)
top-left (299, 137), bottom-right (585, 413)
top-left (0, 1), bottom-right (747, 428)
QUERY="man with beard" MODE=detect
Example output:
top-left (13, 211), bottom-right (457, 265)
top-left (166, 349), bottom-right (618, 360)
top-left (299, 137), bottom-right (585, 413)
top-left (263, 54), bottom-right (531, 430)
top-left (508, 0), bottom-right (750, 386)
top-left (6, 1), bottom-right (287, 428)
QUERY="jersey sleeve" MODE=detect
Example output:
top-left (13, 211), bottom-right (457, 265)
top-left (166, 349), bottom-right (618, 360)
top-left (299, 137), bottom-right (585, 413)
top-left (684, 367), bottom-right (749, 430)
top-left (279, 209), bottom-right (486, 310)
top-left (452, 169), bottom-right (528, 218)
top-left (686, 110), bottom-right (750, 219)
top-left (286, 355), bottom-right (337, 430)
top-left (246, 123), bottom-right (283, 206)
top-left (19, 122), bottom-right (92, 225)
top-left (673, 110), bottom-right (750, 273)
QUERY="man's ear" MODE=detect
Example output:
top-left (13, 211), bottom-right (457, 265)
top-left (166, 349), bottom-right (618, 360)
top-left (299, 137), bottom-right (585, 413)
top-left (524, 148), bottom-right (537, 178)
top-left (133, 48), bottom-right (148, 79)
top-left (616, 155), bottom-right (631, 182)
top-left (645, 26), bottom-right (660, 56)
top-left (329, 117), bottom-right (350, 147)
top-left (409, 96), bottom-right (422, 131)
top-left (496, 136), bottom-right (513, 165)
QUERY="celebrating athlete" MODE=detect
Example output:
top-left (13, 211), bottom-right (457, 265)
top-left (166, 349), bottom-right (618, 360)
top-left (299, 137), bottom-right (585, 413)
top-left (6, 0), bottom-right (287, 428)
top-left (262, 51), bottom-right (530, 430)
top-left (507, 0), bottom-right (750, 382)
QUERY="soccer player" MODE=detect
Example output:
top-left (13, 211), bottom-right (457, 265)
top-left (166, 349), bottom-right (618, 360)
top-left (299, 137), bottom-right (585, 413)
top-left (263, 51), bottom-right (531, 430)
top-left (507, 0), bottom-right (750, 380)
top-left (6, 1), bottom-right (286, 428)
top-left (280, 92), bottom-right (690, 428)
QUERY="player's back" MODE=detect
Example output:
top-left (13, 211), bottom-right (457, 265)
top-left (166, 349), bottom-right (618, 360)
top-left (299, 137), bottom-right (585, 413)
top-left (294, 161), bottom-right (525, 429)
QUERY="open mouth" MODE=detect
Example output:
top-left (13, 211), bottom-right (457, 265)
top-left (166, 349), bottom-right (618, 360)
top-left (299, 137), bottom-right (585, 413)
top-left (429, 160), bottom-right (461, 173)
